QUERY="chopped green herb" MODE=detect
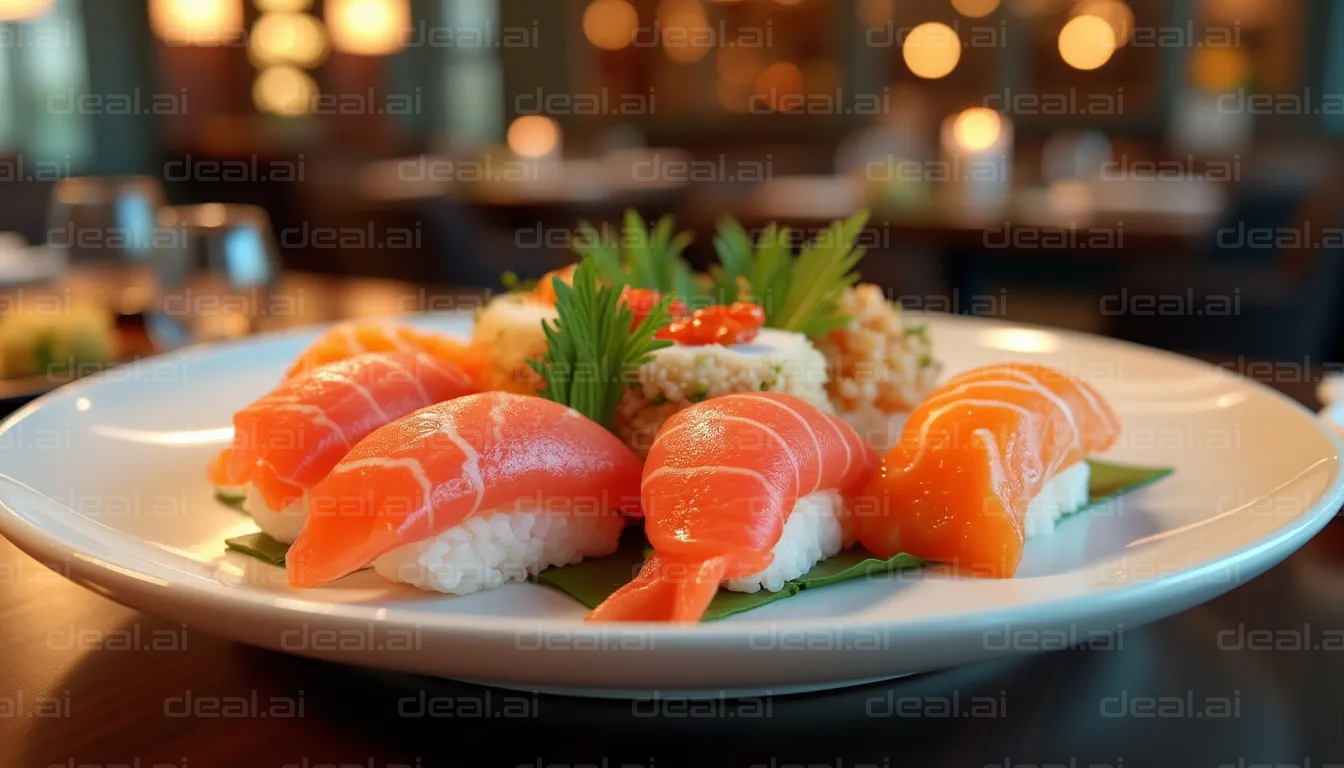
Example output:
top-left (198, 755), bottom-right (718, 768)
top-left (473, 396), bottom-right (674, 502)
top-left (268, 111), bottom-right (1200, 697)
top-left (528, 258), bottom-right (673, 430)
top-left (648, 394), bottom-right (668, 407)
top-left (918, 354), bottom-right (934, 368)
top-left (905, 324), bottom-right (928, 342)
top-left (688, 383), bottom-right (710, 402)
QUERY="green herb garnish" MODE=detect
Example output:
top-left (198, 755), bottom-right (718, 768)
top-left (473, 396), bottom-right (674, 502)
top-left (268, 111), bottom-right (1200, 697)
top-left (537, 459), bottom-right (1173, 620)
top-left (499, 270), bottom-right (536, 294)
top-left (572, 209), bottom-right (697, 298)
top-left (225, 532), bottom-right (290, 566)
top-left (528, 258), bottom-right (673, 430)
top-left (711, 211), bottom-right (869, 337)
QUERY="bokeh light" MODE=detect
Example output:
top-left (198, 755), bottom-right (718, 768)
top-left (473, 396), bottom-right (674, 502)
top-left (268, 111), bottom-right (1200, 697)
top-left (952, 107), bottom-right (1003, 151)
top-left (754, 61), bottom-right (803, 110)
top-left (1070, 0), bottom-right (1134, 46)
top-left (255, 0), bottom-right (313, 11)
top-left (326, 0), bottom-right (410, 56)
top-left (1058, 14), bottom-right (1116, 70)
top-left (951, 0), bottom-right (1001, 18)
top-left (149, 0), bottom-right (244, 44)
top-left (252, 65), bottom-right (318, 116)
top-left (658, 0), bottom-right (712, 63)
top-left (0, 0), bottom-right (52, 21)
top-left (583, 0), bottom-right (639, 51)
top-left (902, 22), bottom-right (962, 79)
top-left (249, 12), bottom-right (330, 68)
top-left (507, 115), bottom-right (562, 159)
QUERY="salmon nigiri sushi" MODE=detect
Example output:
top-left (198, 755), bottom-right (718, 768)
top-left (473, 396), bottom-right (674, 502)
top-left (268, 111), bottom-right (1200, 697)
top-left (285, 320), bottom-right (485, 383)
top-left (211, 350), bottom-right (479, 542)
top-left (856, 362), bottom-right (1121, 578)
top-left (286, 392), bottom-right (644, 595)
top-left (588, 392), bottom-right (878, 622)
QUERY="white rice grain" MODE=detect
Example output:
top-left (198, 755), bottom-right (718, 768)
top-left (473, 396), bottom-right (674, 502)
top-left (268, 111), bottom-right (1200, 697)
top-left (724, 490), bottom-right (849, 593)
top-left (372, 507), bottom-right (625, 595)
top-left (1023, 461), bottom-right (1091, 538)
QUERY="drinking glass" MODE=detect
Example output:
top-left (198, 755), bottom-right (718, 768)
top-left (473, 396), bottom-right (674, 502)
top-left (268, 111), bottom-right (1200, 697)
top-left (148, 203), bottom-right (281, 349)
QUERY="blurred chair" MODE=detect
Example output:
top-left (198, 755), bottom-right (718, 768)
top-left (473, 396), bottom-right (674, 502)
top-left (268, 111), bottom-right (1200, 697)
top-left (1107, 146), bottom-right (1344, 361)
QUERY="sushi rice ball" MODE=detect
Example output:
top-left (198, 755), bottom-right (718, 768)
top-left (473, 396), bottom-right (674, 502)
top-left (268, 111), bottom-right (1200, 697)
top-left (814, 284), bottom-right (941, 452)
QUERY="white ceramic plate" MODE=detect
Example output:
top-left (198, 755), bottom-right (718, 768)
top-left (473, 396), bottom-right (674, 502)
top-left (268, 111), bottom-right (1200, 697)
top-left (1, 315), bottom-right (1341, 698)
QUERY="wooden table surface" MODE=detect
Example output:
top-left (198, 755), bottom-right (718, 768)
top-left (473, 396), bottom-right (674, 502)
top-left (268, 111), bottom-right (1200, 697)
top-left (2, 273), bottom-right (1341, 768)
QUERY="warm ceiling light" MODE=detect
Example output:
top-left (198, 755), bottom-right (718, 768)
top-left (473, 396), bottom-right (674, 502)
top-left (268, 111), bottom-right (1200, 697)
top-left (951, 0), bottom-right (1000, 18)
top-left (0, 0), bottom-right (52, 21)
top-left (326, 0), bottom-right (410, 56)
top-left (902, 22), bottom-right (961, 79)
top-left (952, 107), bottom-right (1003, 151)
top-left (583, 0), bottom-right (639, 51)
top-left (716, 45), bottom-right (764, 85)
top-left (1070, 0), bottom-right (1134, 46)
top-left (1058, 14), bottom-right (1116, 70)
top-left (253, 65), bottom-right (318, 116)
top-left (256, 0), bottom-right (313, 10)
top-left (754, 61), bottom-right (803, 110)
top-left (507, 115), bottom-right (562, 159)
top-left (149, 0), bottom-right (245, 45)
top-left (249, 12), bottom-right (330, 68)
top-left (657, 0), bottom-right (711, 63)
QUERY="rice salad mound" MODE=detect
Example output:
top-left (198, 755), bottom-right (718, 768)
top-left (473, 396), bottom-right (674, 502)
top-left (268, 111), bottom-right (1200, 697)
top-left (815, 283), bottom-right (942, 450)
top-left (470, 293), bottom-right (555, 394)
top-left (615, 328), bottom-right (831, 455)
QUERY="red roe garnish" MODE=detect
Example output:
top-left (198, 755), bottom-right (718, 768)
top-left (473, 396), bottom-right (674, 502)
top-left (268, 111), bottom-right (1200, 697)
top-left (657, 302), bottom-right (764, 346)
top-left (622, 288), bottom-right (688, 331)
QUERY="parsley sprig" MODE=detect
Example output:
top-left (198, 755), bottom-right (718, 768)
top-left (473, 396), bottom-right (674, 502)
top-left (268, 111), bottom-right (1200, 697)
top-left (711, 210), bottom-right (869, 338)
top-left (529, 258), bottom-right (673, 430)
top-left (572, 209), bottom-right (697, 298)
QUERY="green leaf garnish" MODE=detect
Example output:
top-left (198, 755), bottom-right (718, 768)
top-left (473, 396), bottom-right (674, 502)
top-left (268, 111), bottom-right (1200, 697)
top-left (571, 210), bottom-right (696, 298)
top-left (711, 211), bottom-right (869, 337)
top-left (528, 258), bottom-right (673, 430)
top-left (1083, 460), bottom-right (1173, 507)
top-left (225, 532), bottom-right (289, 566)
top-left (214, 489), bottom-right (247, 510)
top-left (536, 459), bottom-right (1173, 620)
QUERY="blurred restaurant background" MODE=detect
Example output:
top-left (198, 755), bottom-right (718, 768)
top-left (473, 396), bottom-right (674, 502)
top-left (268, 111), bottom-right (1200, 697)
top-left (0, 0), bottom-right (1341, 404)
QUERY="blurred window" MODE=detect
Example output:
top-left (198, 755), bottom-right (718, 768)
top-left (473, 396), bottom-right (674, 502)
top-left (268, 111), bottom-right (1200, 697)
top-left (0, 0), bottom-right (92, 164)
top-left (442, 0), bottom-right (503, 143)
